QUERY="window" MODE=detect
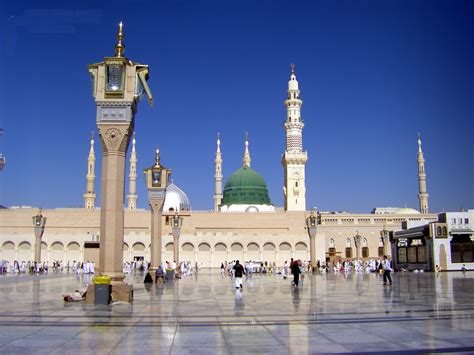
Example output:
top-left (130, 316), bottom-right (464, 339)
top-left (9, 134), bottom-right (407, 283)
top-left (459, 218), bottom-right (463, 224)
top-left (451, 235), bottom-right (474, 263)
top-left (442, 227), bottom-right (447, 236)
top-left (465, 218), bottom-right (469, 224)
top-left (437, 226), bottom-right (442, 236)
top-left (328, 247), bottom-right (336, 256)
top-left (362, 247), bottom-right (369, 258)
top-left (378, 247), bottom-right (384, 257)
top-left (345, 247), bottom-right (352, 258)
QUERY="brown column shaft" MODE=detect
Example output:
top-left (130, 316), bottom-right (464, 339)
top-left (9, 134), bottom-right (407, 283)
top-left (34, 235), bottom-right (41, 263)
top-left (310, 235), bottom-right (316, 267)
top-left (173, 235), bottom-right (179, 265)
top-left (150, 206), bottom-right (163, 268)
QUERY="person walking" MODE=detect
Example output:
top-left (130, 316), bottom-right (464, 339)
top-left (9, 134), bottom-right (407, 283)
top-left (291, 260), bottom-right (302, 287)
top-left (382, 255), bottom-right (392, 286)
top-left (233, 260), bottom-right (246, 289)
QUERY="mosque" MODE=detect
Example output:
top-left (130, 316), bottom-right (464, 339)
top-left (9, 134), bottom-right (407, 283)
top-left (0, 66), bottom-right (440, 269)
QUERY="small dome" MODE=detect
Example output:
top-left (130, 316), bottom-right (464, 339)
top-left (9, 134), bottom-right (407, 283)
top-left (163, 183), bottom-right (191, 213)
top-left (394, 207), bottom-right (420, 215)
top-left (221, 166), bottom-right (271, 206)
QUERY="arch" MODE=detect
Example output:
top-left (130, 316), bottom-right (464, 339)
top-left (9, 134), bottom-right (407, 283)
top-left (246, 242), bottom-right (260, 262)
top-left (247, 243), bottom-right (259, 251)
top-left (2, 241), bottom-right (15, 250)
top-left (197, 242), bottom-right (212, 268)
top-left (181, 243), bottom-right (194, 252)
top-left (165, 242), bottom-right (174, 252)
top-left (18, 242), bottom-right (32, 262)
top-left (50, 242), bottom-right (64, 262)
top-left (279, 242), bottom-right (291, 251)
top-left (18, 241), bottom-right (31, 250)
top-left (132, 242), bottom-right (145, 251)
top-left (41, 241), bottom-right (48, 250)
top-left (231, 243), bottom-right (243, 251)
top-left (263, 242), bottom-right (275, 251)
top-left (0, 241), bottom-right (15, 263)
top-left (67, 242), bottom-right (81, 263)
top-left (345, 238), bottom-right (352, 247)
top-left (180, 242), bottom-right (195, 263)
top-left (123, 242), bottom-right (129, 251)
top-left (51, 242), bottom-right (64, 251)
top-left (362, 238), bottom-right (368, 247)
top-left (131, 242), bottom-right (146, 261)
top-left (67, 242), bottom-right (80, 250)
top-left (214, 243), bottom-right (227, 252)
top-left (295, 242), bottom-right (307, 251)
top-left (279, 242), bottom-right (292, 266)
top-left (328, 238), bottom-right (335, 248)
top-left (198, 243), bottom-right (211, 252)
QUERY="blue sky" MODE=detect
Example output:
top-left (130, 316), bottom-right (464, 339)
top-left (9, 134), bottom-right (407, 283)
top-left (0, 0), bottom-right (472, 213)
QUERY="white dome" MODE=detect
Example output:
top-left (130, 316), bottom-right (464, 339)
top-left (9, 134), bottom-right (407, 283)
top-left (163, 183), bottom-right (191, 213)
top-left (394, 207), bottom-right (420, 215)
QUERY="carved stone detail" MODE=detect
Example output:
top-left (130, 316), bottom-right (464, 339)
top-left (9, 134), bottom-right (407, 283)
top-left (98, 125), bottom-right (131, 154)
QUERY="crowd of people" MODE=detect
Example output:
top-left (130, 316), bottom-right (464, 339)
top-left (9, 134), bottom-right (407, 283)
top-left (0, 259), bottom-right (73, 274)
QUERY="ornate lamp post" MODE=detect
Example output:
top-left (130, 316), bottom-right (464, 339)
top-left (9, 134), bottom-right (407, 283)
top-left (170, 212), bottom-right (183, 270)
top-left (32, 210), bottom-right (46, 264)
top-left (354, 232), bottom-right (362, 260)
top-left (88, 22), bottom-right (153, 283)
top-left (305, 209), bottom-right (318, 270)
top-left (380, 225), bottom-right (390, 256)
top-left (144, 149), bottom-right (171, 271)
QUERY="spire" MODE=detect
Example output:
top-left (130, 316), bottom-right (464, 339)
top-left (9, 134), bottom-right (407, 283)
top-left (214, 132), bottom-right (223, 211)
top-left (291, 63), bottom-right (295, 75)
top-left (89, 130), bottom-right (95, 153)
top-left (84, 131), bottom-right (96, 210)
top-left (128, 132), bottom-right (138, 210)
top-left (115, 21), bottom-right (125, 57)
top-left (417, 133), bottom-right (429, 214)
top-left (243, 131), bottom-right (251, 168)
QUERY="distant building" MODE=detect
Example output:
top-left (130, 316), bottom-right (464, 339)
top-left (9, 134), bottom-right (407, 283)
top-left (392, 209), bottom-right (473, 271)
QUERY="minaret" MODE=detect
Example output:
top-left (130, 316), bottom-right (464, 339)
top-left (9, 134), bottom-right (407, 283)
top-left (417, 133), bottom-right (429, 213)
top-left (243, 131), bottom-right (251, 168)
top-left (127, 133), bottom-right (138, 210)
top-left (213, 133), bottom-right (223, 211)
top-left (84, 131), bottom-right (96, 210)
top-left (282, 64), bottom-right (308, 211)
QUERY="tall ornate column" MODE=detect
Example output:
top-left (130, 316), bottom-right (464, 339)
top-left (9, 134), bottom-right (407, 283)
top-left (88, 22), bottom-right (153, 284)
top-left (144, 150), bottom-right (171, 270)
top-left (32, 210), bottom-right (46, 264)
top-left (306, 210), bottom-right (318, 270)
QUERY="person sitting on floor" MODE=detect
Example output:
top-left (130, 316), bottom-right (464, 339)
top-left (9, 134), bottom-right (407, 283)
top-left (156, 265), bottom-right (165, 283)
top-left (144, 272), bottom-right (153, 283)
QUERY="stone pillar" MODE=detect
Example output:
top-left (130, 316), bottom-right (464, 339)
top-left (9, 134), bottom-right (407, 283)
top-left (98, 121), bottom-right (133, 282)
top-left (309, 235), bottom-right (316, 267)
top-left (173, 235), bottom-right (179, 265)
top-left (149, 198), bottom-right (165, 269)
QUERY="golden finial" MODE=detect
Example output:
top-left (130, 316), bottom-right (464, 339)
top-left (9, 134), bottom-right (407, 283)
top-left (91, 130), bottom-right (94, 140)
top-left (245, 130), bottom-right (248, 141)
top-left (115, 21), bottom-right (125, 57)
top-left (154, 148), bottom-right (160, 167)
top-left (290, 63), bottom-right (295, 75)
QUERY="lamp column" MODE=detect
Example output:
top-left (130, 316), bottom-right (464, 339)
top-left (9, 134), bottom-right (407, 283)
top-left (88, 22), bottom-right (153, 283)
top-left (170, 213), bottom-right (183, 270)
top-left (306, 210), bottom-right (318, 271)
top-left (32, 210), bottom-right (46, 265)
top-left (144, 150), bottom-right (171, 271)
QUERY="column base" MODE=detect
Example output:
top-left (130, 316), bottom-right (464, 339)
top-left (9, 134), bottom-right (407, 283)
top-left (86, 283), bottom-right (133, 304)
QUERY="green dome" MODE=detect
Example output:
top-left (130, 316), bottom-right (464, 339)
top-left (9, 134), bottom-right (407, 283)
top-left (221, 166), bottom-right (271, 206)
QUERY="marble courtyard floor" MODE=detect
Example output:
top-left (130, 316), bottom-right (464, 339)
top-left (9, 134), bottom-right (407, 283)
top-left (0, 271), bottom-right (473, 354)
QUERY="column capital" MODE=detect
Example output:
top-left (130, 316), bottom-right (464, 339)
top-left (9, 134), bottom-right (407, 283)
top-left (98, 123), bottom-right (132, 155)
